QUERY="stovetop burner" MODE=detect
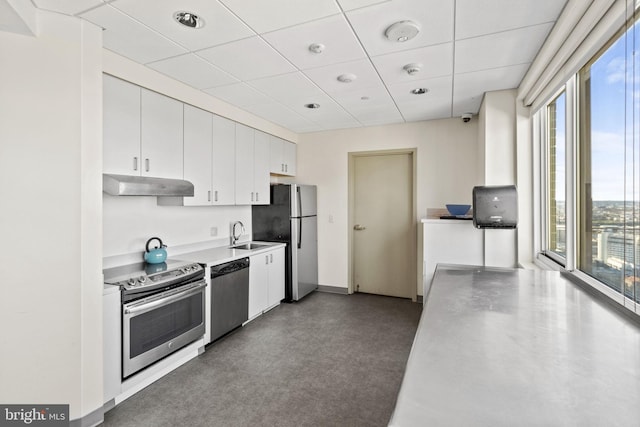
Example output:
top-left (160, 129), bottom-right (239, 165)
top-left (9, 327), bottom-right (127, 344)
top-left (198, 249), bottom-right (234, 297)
top-left (104, 259), bottom-right (203, 294)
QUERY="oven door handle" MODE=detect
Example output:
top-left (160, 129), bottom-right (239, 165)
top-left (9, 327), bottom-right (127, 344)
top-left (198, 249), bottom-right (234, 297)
top-left (124, 281), bottom-right (206, 316)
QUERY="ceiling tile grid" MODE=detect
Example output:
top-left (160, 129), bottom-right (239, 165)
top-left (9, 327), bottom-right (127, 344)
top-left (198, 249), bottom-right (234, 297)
top-left (44, 0), bottom-right (569, 133)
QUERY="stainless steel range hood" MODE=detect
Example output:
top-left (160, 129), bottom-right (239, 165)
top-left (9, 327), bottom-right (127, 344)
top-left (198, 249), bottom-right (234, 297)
top-left (103, 174), bottom-right (194, 197)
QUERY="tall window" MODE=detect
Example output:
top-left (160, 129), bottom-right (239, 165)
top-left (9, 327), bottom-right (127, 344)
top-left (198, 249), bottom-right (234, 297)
top-left (578, 22), bottom-right (638, 302)
top-left (547, 92), bottom-right (566, 259)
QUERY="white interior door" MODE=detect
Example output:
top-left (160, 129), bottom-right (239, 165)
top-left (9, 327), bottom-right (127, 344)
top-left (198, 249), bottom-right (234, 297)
top-left (353, 152), bottom-right (414, 298)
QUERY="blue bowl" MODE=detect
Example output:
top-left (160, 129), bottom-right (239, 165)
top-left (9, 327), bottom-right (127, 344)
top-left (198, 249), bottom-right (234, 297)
top-left (446, 204), bottom-right (471, 216)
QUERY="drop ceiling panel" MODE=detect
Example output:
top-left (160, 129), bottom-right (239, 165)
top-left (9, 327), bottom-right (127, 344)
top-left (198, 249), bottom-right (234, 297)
top-left (204, 83), bottom-right (272, 107)
top-left (242, 102), bottom-right (317, 130)
top-left (147, 53), bottom-right (238, 89)
top-left (371, 42), bottom-right (453, 85)
top-left (456, 0), bottom-right (567, 40)
top-left (247, 72), bottom-right (325, 105)
top-left (388, 75), bottom-right (452, 121)
top-left (218, 0), bottom-right (341, 34)
top-left (336, 0), bottom-right (391, 12)
top-left (346, 0), bottom-right (454, 57)
top-left (110, 0), bottom-right (255, 51)
top-left (263, 14), bottom-right (366, 71)
top-left (303, 59), bottom-right (382, 95)
top-left (452, 63), bottom-right (531, 116)
top-left (33, 0), bottom-right (103, 15)
top-left (455, 23), bottom-right (553, 74)
top-left (197, 36), bottom-right (296, 81)
top-left (80, 5), bottom-right (187, 64)
top-left (331, 83), bottom-right (397, 112)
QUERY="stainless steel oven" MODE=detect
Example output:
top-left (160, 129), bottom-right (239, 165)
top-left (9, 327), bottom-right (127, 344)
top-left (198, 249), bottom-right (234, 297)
top-left (104, 260), bottom-right (206, 378)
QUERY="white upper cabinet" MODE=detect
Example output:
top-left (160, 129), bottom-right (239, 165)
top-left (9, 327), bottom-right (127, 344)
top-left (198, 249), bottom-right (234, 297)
top-left (211, 115), bottom-right (236, 205)
top-left (103, 75), bottom-right (184, 179)
top-left (235, 126), bottom-right (270, 205)
top-left (140, 89), bottom-right (184, 179)
top-left (235, 124), bottom-right (255, 205)
top-left (269, 135), bottom-right (296, 176)
top-left (253, 131), bottom-right (270, 205)
top-left (103, 75), bottom-right (141, 175)
top-left (282, 140), bottom-right (297, 176)
top-left (183, 105), bottom-right (212, 206)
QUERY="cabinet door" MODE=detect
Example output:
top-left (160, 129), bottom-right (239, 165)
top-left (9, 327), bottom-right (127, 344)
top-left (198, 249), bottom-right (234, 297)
top-left (103, 75), bottom-right (141, 175)
top-left (283, 141), bottom-right (297, 176)
top-left (249, 254), bottom-right (269, 319)
top-left (234, 124), bottom-right (254, 205)
top-left (141, 89), bottom-right (183, 179)
top-left (267, 247), bottom-right (285, 307)
top-left (253, 131), bottom-right (271, 205)
top-left (183, 105), bottom-right (212, 206)
top-left (211, 115), bottom-right (236, 205)
top-left (269, 135), bottom-right (283, 174)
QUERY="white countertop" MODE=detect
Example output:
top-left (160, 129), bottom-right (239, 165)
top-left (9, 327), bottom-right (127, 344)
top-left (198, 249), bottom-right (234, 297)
top-left (390, 264), bottom-right (640, 426)
top-left (176, 241), bottom-right (286, 266)
top-left (421, 217), bottom-right (475, 224)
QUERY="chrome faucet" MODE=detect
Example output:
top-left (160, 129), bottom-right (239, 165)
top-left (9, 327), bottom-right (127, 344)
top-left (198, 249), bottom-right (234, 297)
top-left (230, 221), bottom-right (244, 245)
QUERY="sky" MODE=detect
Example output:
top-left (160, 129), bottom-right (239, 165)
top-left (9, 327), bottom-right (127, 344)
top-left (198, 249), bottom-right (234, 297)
top-left (589, 22), bottom-right (636, 201)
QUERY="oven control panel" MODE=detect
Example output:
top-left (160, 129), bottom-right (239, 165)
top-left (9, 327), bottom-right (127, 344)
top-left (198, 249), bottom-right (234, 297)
top-left (109, 262), bottom-right (204, 291)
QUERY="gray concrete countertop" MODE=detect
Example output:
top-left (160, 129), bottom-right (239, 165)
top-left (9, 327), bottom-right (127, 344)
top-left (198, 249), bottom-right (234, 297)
top-left (176, 241), bottom-right (286, 267)
top-left (390, 264), bottom-right (640, 426)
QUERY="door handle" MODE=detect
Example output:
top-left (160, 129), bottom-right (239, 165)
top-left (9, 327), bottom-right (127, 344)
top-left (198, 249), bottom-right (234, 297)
top-left (354, 224), bottom-right (366, 231)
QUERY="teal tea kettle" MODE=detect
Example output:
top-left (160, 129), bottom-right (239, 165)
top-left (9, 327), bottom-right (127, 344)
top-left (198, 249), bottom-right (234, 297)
top-left (144, 237), bottom-right (167, 264)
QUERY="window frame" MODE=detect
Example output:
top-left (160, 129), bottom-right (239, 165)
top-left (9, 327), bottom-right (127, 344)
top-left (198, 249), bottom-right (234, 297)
top-left (535, 17), bottom-right (640, 316)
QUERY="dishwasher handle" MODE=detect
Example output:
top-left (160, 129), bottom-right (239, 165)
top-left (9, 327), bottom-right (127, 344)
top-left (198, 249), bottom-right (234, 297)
top-left (211, 257), bottom-right (250, 278)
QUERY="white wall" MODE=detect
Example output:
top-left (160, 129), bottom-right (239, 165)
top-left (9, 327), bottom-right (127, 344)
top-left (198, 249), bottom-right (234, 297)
top-left (103, 197), bottom-right (252, 259)
top-left (296, 119), bottom-right (479, 293)
top-left (0, 10), bottom-right (103, 422)
top-left (478, 90), bottom-right (518, 268)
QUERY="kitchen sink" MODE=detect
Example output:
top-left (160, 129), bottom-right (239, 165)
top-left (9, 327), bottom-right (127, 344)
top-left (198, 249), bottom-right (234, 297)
top-left (231, 242), bottom-right (271, 250)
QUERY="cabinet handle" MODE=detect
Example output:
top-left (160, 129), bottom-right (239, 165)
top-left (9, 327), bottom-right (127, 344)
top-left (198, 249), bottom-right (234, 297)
top-left (285, 164), bottom-right (288, 173)
top-left (281, 163), bottom-right (285, 172)
top-left (256, 192), bottom-right (259, 202)
top-left (251, 192), bottom-right (254, 202)
top-left (270, 253), bottom-right (273, 263)
top-left (145, 158), bottom-right (150, 172)
top-left (265, 255), bottom-right (269, 265)
top-left (133, 157), bottom-right (138, 171)
top-left (214, 190), bottom-right (218, 202)
top-left (208, 191), bottom-right (211, 202)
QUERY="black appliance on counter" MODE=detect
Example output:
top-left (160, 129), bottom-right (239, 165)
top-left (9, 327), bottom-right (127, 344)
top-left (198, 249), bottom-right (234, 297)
top-left (472, 185), bottom-right (518, 229)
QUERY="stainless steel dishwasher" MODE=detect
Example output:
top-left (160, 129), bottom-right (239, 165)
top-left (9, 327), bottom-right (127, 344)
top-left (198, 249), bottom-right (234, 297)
top-left (210, 257), bottom-right (250, 343)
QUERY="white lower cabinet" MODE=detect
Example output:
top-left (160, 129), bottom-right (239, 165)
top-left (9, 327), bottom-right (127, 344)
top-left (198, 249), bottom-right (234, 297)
top-left (248, 247), bottom-right (285, 320)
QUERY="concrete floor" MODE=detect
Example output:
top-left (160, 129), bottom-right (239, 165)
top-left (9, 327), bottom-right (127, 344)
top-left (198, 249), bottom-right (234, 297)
top-left (102, 291), bottom-right (422, 427)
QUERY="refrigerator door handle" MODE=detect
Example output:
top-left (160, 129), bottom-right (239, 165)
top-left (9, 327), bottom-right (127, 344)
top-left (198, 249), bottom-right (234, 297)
top-left (297, 186), bottom-right (302, 218)
top-left (298, 217), bottom-right (302, 249)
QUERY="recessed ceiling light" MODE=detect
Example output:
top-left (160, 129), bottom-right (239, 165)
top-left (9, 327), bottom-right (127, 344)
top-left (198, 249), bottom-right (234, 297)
top-left (403, 63), bottom-right (422, 75)
top-left (410, 88), bottom-right (428, 95)
top-left (308, 43), bottom-right (325, 54)
top-left (173, 11), bottom-right (205, 29)
top-left (305, 103), bottom-right (320, 109)
top-left (337, 73), bottom-right (357, 83)
top-left (385, 20), bottom-right (420, 42)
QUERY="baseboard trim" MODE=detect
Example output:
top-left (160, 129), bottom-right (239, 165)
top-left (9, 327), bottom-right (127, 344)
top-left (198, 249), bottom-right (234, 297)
top-left (70, 405), bottom-right (104, 427)
top-left (316, 285), bottom-right (349, 295)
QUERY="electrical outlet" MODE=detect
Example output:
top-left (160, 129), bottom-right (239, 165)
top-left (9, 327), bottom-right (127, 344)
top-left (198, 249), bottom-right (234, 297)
top-left (210, 227), bottom-right (218, 237)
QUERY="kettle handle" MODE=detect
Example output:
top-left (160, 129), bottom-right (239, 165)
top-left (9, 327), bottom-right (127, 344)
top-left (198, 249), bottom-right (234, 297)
top-left (145, 237), bottom-right (164, 253)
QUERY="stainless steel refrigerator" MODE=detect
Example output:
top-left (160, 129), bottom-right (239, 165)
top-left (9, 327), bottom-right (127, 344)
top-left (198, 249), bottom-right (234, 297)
top-left (252, 184), bottom-right (318, 301)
